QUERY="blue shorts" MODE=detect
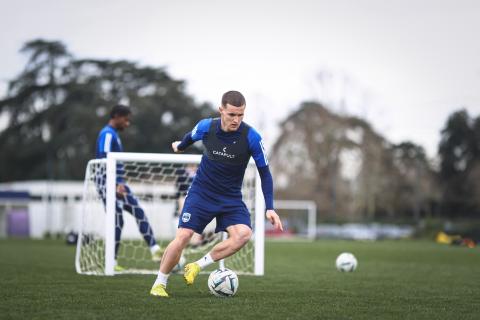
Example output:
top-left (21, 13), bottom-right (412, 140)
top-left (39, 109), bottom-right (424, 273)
top-left (178, 190), bottom-right (251, 234)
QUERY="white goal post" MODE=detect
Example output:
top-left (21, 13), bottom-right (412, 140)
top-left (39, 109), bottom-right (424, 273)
top-left (273, 200), bottom-right (317, 240)
top-left (75, 152), bottom-right (265, 276)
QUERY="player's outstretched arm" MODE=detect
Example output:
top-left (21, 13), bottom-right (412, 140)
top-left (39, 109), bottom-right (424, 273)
top-left (266, 210), bottom-right (283, 231)
top-left (172, 130), bottom-right (197, 153)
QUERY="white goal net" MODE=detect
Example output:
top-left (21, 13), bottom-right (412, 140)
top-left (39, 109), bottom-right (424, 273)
top-left (75, 152), bottom-right (264, 276)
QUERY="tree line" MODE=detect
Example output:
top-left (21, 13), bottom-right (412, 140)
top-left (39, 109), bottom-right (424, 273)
top-left (1, 39), bottom-right (479, 219)
top-left (0, 39), bottom-right (215, 181)
top-left (269, 102), bottom-right (480, 220)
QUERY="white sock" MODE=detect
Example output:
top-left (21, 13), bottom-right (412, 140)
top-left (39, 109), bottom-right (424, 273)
top-left (150, 244), bottom-right (161, 254)
top-left (153, 271), bottom-right (169, 287)
top-left (196, 253), bottom-right (214, 269)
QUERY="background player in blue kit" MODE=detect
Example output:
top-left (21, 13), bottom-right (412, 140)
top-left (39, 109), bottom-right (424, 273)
top-left (96, 105), bottom-right (162, 270)
top-left (151, 91), bottom-right (283, 297)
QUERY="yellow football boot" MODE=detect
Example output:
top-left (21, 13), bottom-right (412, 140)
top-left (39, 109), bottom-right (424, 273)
top-left (114, 264), bottom-right (125, 272)
top-left (183, 262), bottom-right (201, 285)
top-left (150, 284), bottom-right (169, 298)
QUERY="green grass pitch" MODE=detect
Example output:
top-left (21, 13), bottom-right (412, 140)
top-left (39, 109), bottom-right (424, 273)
top-left (0, 239), bottom-right (479, 319)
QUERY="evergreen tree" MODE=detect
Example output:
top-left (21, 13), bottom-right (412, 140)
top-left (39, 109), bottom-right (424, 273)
top-left (0, 39), bottom-right (215, 181)
top-left (438, 109), bottom-right (479, 217)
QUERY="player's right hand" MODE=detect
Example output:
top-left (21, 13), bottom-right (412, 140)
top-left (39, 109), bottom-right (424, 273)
top-left (172, 141), bottom-right (183, 153)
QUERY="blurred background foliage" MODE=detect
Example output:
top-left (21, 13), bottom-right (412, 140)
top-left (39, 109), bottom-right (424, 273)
top-left (0, 39), bottom-right (215, 181)
top-left (1, 39), bottom-right (479, 222)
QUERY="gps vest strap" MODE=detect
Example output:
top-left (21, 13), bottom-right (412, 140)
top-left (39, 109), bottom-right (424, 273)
top-left (203, 119), bottom-right (251, 166)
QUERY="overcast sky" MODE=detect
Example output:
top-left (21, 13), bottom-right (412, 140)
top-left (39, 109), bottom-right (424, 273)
top-left (1, 0), bottom-right (479, 157)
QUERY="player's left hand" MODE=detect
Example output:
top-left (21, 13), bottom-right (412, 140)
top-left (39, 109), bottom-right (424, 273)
top-left (266, 210), bottom-right (283, 231)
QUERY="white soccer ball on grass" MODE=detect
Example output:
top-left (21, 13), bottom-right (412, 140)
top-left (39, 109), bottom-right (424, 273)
top-left (208, 268), bottom-right (239, 297)
top-left (335, 252), bottom-right (358, 272)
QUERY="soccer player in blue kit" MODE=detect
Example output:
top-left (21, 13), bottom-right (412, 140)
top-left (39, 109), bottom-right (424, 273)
top-left (150, 91), bottom-right (283, 297)
top-left (96, 105), bottom-right (162, 270)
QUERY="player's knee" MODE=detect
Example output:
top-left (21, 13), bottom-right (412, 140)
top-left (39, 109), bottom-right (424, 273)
top-left (240, 229), bottom-right (252, 245)
top-left (175, 229), bottom-right (194, 246)
top-left (232, 228), bottom-right (252, 247)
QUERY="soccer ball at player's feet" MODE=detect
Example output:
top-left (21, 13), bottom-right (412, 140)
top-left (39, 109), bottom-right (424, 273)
top-left (335, 252), bottom-right (358, 272)
top-left (208, 268), bottom-right (239, 297)
top-left (172, 255), bottom-right (186, 273)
